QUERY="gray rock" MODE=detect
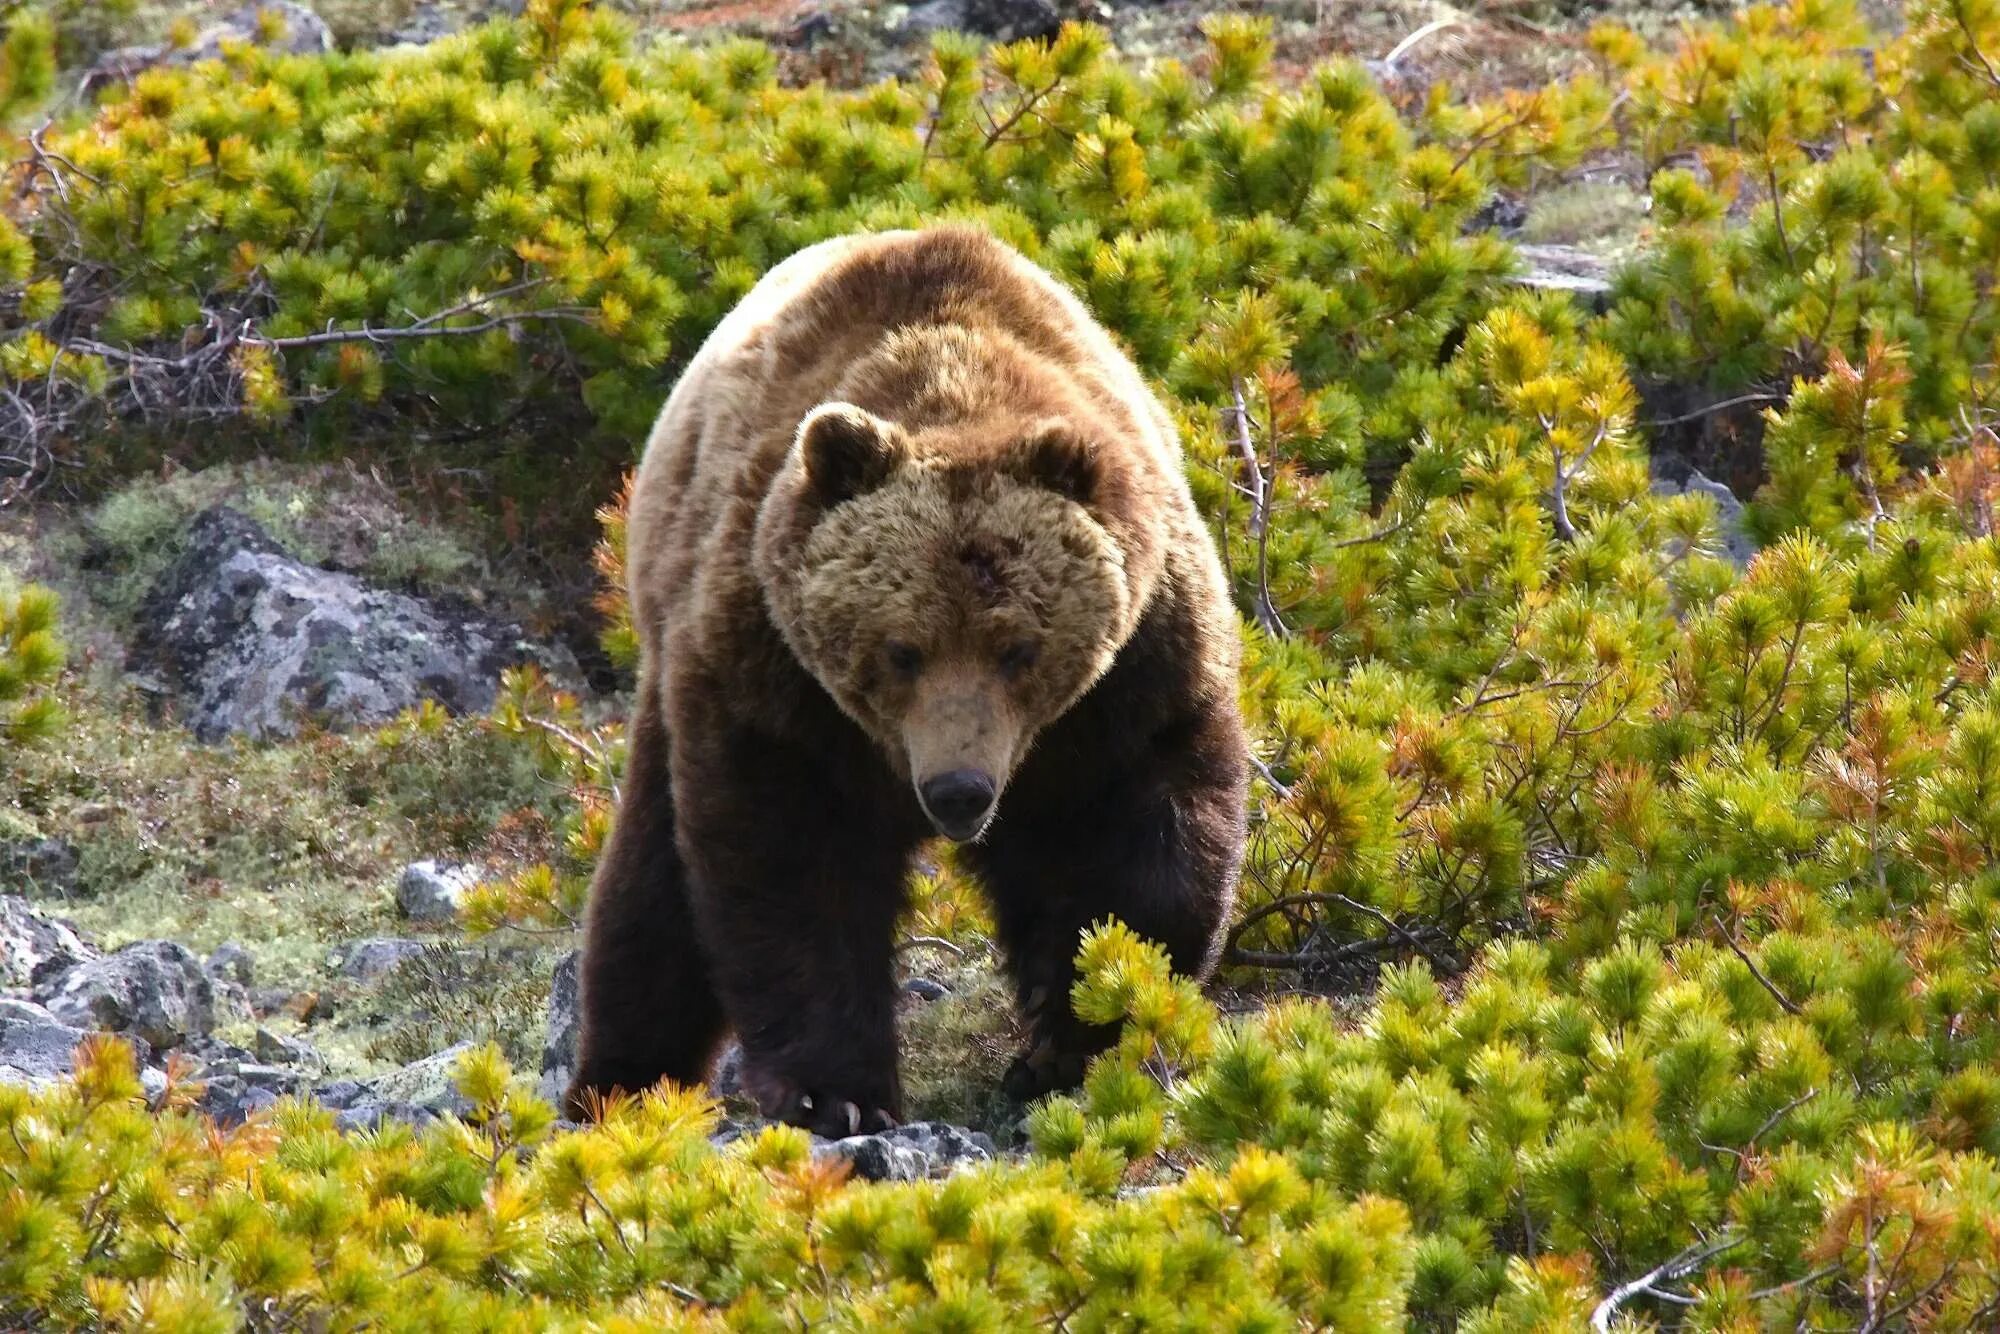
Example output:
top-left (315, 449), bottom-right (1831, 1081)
top-left (254, 1027), bottom-right (325, 1073)
top-left (333, 937), bottom-right (431, 981)
top-left (397, 859), bottom-right (483, 923)
top-left (902, 977), bottom-right (950, 1002)
top-left (816, 1121), bottom-right (997, 1182)
top-left (36, 940), bottom-right (215, 1050)
top-left (1509, 243), bottom-right (1614, 313)
top-left (1651, 465), bottom-right (1757, 570)
top-left (205, 941), bottom-right (255, 987)
top-left (196, 1059), bottom-right (311, 1125)
top-left (82, 2), bottom-right (333, 93)
top-left (367, 1041), bottom-right (476, 1118)
top-left (0, 839), bottom-right (81, 894)
top-left (710, 1040), bottom-right (745, 1100)
top-left (206, 1082), bottom-right (283, 1126)
top-left (0, 1002), bottom-right (92, 1089)
top-left (131, 505), bottom-right (567, 742)
top-left (900, 0), bottom-right (1060, 42)
top-left (311, 1079), bottom-right (367, 1110)
top-left (0, 894), bottom-right (97, 990)
top-left (335, 1099), bottom-right (442, 1133)
top-left (537, 950), bottom-right (580, 1106)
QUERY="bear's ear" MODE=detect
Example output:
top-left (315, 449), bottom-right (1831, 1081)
top-left (798, 402), bottom-right (904, 506)
top-left (1005, 421), bottom-right (1101, 507)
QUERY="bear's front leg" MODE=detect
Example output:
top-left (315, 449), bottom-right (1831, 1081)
top-left (672, 726), bottom-right (916, 1138)
top-left (967, 704), bottom-right (1248, 1102)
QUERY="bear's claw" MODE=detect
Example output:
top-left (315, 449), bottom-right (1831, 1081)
top-left (746, 1064), bottom-right (901, 1138)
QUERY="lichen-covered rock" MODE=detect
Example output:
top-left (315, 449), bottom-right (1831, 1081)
top-left (331, 937), bottom-right (431, 982)
top-left (82, 2), bottom-right (332, 93)
top-left (536, 950), bottom-right (580, 1106)
top-left (131, 506), bottom-right (562, 741)
top-left (255, 1027), bottom-right (325, 1074)
top-left (195, 1061), bottom-right (312, 1127)
top-left (815, 1121), bottom-right (997, 1182)
top-left (396, 860), bottom-right (483, 922)
top-left (35, 941), bottom-right (215, 1050)
top-left (899, 0), bottom-right (1060, 43)
top-left (1651, 459), bottom-right (1758, 570)
top-left (0, 895), bottom-right (96, 990)
top-left (0, 999), bottom-right (96, 1090)
top-left (0, 838), bottom-right (81, 895)
top-left (366, 1041), bottom-right (476, 1118)
top-left (205, 941), bottom-right (255, 988)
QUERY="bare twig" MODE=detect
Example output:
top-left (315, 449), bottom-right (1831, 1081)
top-left (1645, 390), bottom-right (1788, 430)
top-left (1548, 417), bottom-right (1612, 542)
top-left (1591, 1234), bottom-right (1744, 1332)
top-left (1380, 17), bottom-right (1461, 70)
top-left (897, 935), bottom-right (967, 958)
top-left (1327, 513), bottom-right (1407, 549)
top-left (1226, 380), bottom-right (1286, 639)
top-left (1954, 0), bottom-right (2000, 89)
top-left (1247, 748), bottom-right (1293, 799)
top-left (1713, 914), bottom-right (1804, 1016)
top-left (1700, 1087), bottom-right (1818, 1167)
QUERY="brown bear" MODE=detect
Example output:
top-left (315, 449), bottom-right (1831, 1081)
top-left (564, 225), bottom-right (1248, 1135)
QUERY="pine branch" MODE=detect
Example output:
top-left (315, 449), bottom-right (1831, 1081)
top-left (1226, 380), bottom-right (1286, 639)
top-left (1713, 914), bottom-right (1804, 1016)
top-left (1591, 1234), bottom-right (1743, 1332)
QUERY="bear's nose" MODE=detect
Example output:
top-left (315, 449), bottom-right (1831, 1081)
top-left (919, 769), bottom-right (997, 841)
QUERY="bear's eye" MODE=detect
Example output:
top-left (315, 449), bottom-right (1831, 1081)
top-left (885, 641), bottom-right (924, 677)
top-left (998, 641), bottom-right (1039, 677)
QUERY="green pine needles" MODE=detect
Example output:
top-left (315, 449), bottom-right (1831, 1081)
top-left (0, 582), bottom-right (62, 746)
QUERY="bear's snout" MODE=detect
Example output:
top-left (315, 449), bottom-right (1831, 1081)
top-left (919, 768), bottom-right (997, 842)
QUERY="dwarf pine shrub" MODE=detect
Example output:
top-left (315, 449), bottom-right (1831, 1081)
top-left (0, 582), bottom-right (62, 746)
top-left (7, 0), bottom-right (2000, 1328)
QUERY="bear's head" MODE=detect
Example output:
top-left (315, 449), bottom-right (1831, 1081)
top-left (755, 399), bottom-right (1160, 843)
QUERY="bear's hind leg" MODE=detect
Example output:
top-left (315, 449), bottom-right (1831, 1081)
top-left (564, 681), bottom-right (725, 1120)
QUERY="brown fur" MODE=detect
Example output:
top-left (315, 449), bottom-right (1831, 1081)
top-left (565, 226), bottom-right (1248, 1133)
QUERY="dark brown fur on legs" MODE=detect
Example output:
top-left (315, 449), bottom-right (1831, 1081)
top-left (563, 680), bottom-right (725, 1120)
top-left (666, 685), bottom-right (928, 1139)
top-left (962, 588), bottom-right (1249, 1101)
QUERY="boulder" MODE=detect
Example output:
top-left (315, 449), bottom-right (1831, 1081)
top-left (195, 1060), bottom-right (312, 1127)
top-left (1508, 243), bottom-right (1614, 313)
top-left (1651, 460), bottom-right (1758, 570)
top-left (205, 941), bottom-right (255, 988)
top-left (0, 894), bottom-right (96, 990)
top-left (397, 859), bottom-right (483, 923)
top-left (1, 838), bottom-right (81, 895)
top-left (35, 940), bottom-right (215, 1050)
top-left (255, 1027), bottom-right (325, 1074)
top-left (131, 505), bottom-right (564, 742)
top-left (332, 937), bottom-right (432, 982)
top-left (536, 950), bottom-right (580, 1106)
top-left (816, 1121), bottom-right (997, 1182)
top-left (366, 1040), bottom-right (476, 1118)
top-left (82, 2), bottom-right (332, 93)
top-left (0, 999), bottom-right (94, 1090)
top-left (899, 0), bottom-right (1060, 43)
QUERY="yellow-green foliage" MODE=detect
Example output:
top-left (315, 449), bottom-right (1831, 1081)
top-left (0, 581), bottom-right (62, 745)
top-left (0, 948), bottom-right (1417, 1331)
